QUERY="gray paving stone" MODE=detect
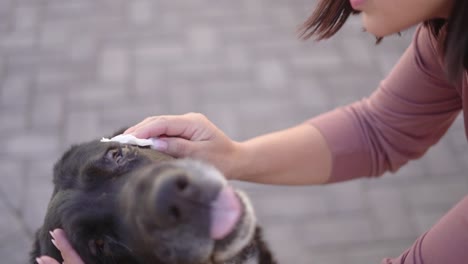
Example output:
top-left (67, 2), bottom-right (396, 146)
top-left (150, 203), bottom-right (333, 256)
top-left (4, 133), bottom-right (59, 160)
top-left (67, 84), bottom-right (127, 110)
top-left (4, 51), bottom-right (40, 74)
top-left (337, 35), bottom-right (375, 68)
top-left (0, 160), bottom-right (25, 213)
top-left (387, 158), bottom-right (426, 183)
top-left (0, 55), bottom-right (5, 78)
top-left (39, 23), bottom-right (71, 48)
top-left (30, 93), bottom-right (64, 129)
top-left (99, 47), bottom-right (130, 84)
top-left (0, 192), bottom-right (31, 264)
top-left (44, 0), bottom-right (98, 20)
top-left (248, 187), bottom-right (329, 223)
top-left (338, 240), bottom-right (416, 264)
top-left (366, 186), bottom-right (417, 240)
top-left (135, 42), bottom-right (186, 65)
top-left (36, 66), bottom-right (78, 92)
top-left (128, 0), bottom-right (154, 25)
top-left (263, 224), bottom-right (331, 264)
top-left (302, 214), bottom-right (375, 247)
top-left (290, 49), bottom-right (344, 73)
top-left (293, 78), bottom-right (331, 110)
top-left (0, 73), bottom-right (31, 110)
top-left (14, 4), bottom-right (40, 32)
top-left (324, 181), bottom-right (366, 213)
top-left (64, 111), bottom-right (102, 145)
top-left (255, 59), bottom-right (288, 91)
top-left (187, 26), bottom-right (219, 55)
top-left (68, 35), bottom-right (99, 63)
top-left (98, 103), bottom-right (166, 129)
top-left (412, 208), bottom-right (448, 235)
top-left (0, 109), bottom-right (27, 133)
top-left (0, 7), bottom-right (12, 33)
top-left (421, 141), bottom-right (465, 178)
top-left (224, 45), bottom-right (252, 72)
top-left (0, 230), bottom-right (30, 264)
top-left (23, 159), bottom-right (55, 234)
top-left (0, 29), bottom-right (36, 50)
top-left (405, 180), bottom-right (468, 209)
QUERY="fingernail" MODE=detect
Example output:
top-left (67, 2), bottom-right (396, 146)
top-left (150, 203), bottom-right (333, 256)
top-left (151, 139), bottom-right (168, 151)
top-left (49, 230), bottom-right (55, 239)
top-left (36, 257), bottom-right (44, 264)
top-left (51, 238), bottom-right (59, 249)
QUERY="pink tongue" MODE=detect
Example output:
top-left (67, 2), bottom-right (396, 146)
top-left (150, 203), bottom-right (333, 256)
top-left (210, 186), bottom-right (242, 240)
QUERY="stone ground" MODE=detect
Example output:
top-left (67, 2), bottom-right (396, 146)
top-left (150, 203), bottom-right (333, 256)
top-left (1, 0), bottom-right (468, 263)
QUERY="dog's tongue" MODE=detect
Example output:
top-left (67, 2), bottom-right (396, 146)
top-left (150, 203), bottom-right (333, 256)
top-left (210, 186), bottom-right (241, 240)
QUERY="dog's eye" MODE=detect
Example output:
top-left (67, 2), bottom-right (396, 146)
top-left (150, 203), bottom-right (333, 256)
top-left (106, 148), bottom-right (124, 164)
top-left (88, 239), bottom-right (111, 256)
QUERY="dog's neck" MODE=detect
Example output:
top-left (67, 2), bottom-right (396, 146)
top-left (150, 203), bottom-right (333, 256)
top-left (220, 228), bottom-right (277, 264)
top-left (224, 254), bottom-right (258, 264)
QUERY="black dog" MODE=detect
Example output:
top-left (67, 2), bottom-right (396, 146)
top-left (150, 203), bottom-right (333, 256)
top-left (30, 131), bottom-right (277, 264)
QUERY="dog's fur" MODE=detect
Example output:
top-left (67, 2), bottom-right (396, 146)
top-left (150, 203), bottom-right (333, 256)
top-left (30, 131), bottom-right (277, 264)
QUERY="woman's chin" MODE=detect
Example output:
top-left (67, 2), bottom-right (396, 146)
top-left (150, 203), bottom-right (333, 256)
top-left (361, 15), bottom-right (409, 38)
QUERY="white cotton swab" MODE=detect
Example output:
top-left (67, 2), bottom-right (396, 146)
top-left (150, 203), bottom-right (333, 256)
top-left (100, 134), bottom-right (158, 149)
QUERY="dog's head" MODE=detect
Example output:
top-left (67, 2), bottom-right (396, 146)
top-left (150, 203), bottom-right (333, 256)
top-left (31, 132), bottom-right (274, 264)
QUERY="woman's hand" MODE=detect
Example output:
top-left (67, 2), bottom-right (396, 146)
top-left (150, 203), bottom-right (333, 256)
top-left (36, 229), bottom-right (85, 264)
top-left (124, 113), bottom-right (242, 179)
top-left (125, 113), bottom-right (332, 185)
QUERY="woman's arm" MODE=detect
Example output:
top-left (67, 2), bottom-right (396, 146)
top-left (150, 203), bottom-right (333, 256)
top-left (233, 123), bottom-right (332, 184)
top-left (383, 195), bottom-right (468, 264)
top-left (308, 25), bottom-right (462, 183)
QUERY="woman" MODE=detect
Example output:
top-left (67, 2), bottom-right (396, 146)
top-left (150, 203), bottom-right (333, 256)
top-left (36, 0), bottom-right (468, 263)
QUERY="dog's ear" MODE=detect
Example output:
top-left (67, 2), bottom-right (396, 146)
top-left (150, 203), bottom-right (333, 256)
top-left (110, 127), bottom-right (130, 138)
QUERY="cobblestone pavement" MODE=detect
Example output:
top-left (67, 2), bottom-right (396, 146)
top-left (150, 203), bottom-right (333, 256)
top-left (1, 1), bottom-right (468, 263)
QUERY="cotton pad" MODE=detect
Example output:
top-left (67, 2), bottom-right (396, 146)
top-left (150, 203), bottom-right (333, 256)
top-left (100, 134), bottom-right (157, 148)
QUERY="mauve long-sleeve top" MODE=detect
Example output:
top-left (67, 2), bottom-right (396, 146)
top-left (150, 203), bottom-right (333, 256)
top-left (308, 24), bottom-right (468, 263)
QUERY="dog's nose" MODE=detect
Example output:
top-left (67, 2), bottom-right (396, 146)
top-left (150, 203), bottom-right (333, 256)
top-left (152, 171), bottom-right (203, 227)
top-left (120, 161), bottom-right (223, 239)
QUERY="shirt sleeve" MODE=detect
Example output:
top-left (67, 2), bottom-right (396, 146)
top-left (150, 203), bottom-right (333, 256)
top-left (381, 195), bottom-right (468, 264)
top-left (308, 25), bottom-right (462, 183)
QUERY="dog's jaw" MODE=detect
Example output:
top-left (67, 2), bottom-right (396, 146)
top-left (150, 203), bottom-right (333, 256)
top-left (212, 190), bottom-right (257, 263)
top-left (159, 159), bottom-right (259, 263)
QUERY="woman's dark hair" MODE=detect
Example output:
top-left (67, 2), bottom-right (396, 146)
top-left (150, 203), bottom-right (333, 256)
top-left (298, 0), bottom-right (467, 82)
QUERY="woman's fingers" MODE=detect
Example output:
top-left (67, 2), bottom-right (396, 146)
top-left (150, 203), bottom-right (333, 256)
top-left (124, 116), bottom-right (161, 135)
top-left (50, 229), bottom-right (85, 264)
top-left (35, 229), bottom-right (85, 264)
top-left (155, 137), bottom-right (197, 158)
top-left (124, 113), bottom-right (211, 140)
top-left (123, 113), bottom-right (237, 177)
top-left (124, 115), bottom-right (183, 138)
top-left (35, 256), bottom-right (61, 264)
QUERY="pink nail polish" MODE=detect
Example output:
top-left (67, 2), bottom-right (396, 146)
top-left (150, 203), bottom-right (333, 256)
top-left (36, 257), bottom-right (44, 264)
top-left (49, 230), bottom-right (55, 239)
top-left (151, 139), bottom-right (168, 150)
